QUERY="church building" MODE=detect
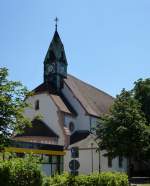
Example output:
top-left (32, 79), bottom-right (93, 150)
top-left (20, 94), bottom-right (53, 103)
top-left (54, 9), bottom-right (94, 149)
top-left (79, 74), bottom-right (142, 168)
top-left (10, 23), bottom-right (127, 175)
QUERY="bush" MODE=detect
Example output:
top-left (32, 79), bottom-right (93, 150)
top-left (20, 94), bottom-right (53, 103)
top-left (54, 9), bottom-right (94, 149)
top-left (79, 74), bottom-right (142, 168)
top-left (42, 173), bottom-right (70, 186)
top-left (0, 156), bottom-right (43, 186)
top-left (0, 156), bottom-right (128, 186)
top-left (43, 172), bottom-right (129, 186)
top-left (0, 160), bottom-right (10, 186)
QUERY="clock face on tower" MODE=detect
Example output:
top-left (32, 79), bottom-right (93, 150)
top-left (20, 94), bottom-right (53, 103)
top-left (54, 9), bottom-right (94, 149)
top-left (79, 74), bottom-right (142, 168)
top-left (46, 63), bottom-right (55, 75)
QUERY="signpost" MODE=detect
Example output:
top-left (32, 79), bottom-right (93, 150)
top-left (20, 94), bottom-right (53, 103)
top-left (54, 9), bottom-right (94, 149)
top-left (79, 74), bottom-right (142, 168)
top-left (69, 147), bottom-right (80, 175)
top-left (69, 159), bottom-right (80, 175)
top-left (71, 147), bottom-right (79, 158)
top-left (69, 159), bottom-right (80, 170)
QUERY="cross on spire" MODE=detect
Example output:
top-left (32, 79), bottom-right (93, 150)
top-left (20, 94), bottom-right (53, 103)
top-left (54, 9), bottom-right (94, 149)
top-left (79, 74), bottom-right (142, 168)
top-left (54, 17), bottom-right (59, 31)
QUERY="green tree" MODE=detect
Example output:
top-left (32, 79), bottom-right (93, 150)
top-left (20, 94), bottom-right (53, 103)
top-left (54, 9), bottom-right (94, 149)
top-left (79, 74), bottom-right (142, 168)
top-left (134, 78), bottom-right (150, 124)
top-left (96, 89), bottom-right (150, 176)
top-left (0, 68), bottom-right (31, 148)
top-left (133, 79), bottom-right (150, 159)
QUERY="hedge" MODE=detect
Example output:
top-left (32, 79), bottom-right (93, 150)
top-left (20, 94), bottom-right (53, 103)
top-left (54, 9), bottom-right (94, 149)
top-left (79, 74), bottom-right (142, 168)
top-left (43, 172), bottom-right (129, 186)
top-left (0, 156), bottom-right (42, 186)
top-left (0, 156), bottom-right (128, 186)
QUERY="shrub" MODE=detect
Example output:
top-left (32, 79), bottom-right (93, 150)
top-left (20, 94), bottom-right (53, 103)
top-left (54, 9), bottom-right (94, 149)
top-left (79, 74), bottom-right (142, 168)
top-left (0, 155), bottom-right (43, 186)
top-left (0, 160), bottom-right (11, 186)
top-left (0, 156), bottom-right (128, 186)
top-left (43, 172), bottom-right (129, 186)
top-left (42, 173), bottom-right (70, 186)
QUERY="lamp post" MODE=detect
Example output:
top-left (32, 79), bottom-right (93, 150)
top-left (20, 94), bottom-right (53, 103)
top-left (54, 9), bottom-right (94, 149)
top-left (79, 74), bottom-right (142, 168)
top-left (90, 131), bottom-right (101, 173)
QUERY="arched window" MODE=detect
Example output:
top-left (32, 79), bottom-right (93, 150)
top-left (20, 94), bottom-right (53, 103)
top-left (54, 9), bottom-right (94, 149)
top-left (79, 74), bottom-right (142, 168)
top-left (35, 100), bottom-right (39, 110)
top-left (69, 122), bottom-right (75, 132)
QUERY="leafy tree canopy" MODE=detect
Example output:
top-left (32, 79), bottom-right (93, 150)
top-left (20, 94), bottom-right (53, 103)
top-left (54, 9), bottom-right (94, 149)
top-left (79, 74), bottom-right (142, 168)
top-left (0, 67), bottom-right (31, 148)
top-left (96, 88), bottom-right (150, 160)
top-left (134, 78), bottom-right (150, 124)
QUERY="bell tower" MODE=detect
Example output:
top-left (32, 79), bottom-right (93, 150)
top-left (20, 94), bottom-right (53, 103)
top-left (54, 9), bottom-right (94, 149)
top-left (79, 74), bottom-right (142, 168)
top-left (44, 18), bottom-right (68, 92)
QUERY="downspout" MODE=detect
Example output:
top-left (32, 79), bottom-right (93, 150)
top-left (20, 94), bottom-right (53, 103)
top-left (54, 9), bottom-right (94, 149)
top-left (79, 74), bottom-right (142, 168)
top-left (90, 116), bottom-right (92, 131)
top-left (91, 143), bottom-right (94, 173)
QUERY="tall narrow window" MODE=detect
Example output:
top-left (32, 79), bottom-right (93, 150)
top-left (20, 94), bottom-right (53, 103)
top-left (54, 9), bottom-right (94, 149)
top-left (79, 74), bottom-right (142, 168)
top-left (119, 156), bottom-right (123, 168)
top-left (35, 100), bottom-right (39, 110)
top-left (69, 122), bottom-right (75, 132)
top-left (108, 156), bottom-right (112, 168)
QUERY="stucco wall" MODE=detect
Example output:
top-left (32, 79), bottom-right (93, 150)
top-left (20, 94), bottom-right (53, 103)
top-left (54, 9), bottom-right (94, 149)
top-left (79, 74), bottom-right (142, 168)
top-left (64, 148), bottom-right (100, 174)
top-left (24, 93), bottom-right (65, 145)
top-left (100, 150), bottom-right (127, 172)
top-left (64, 135), bottom-right (127, 174)
top-left (62, 84), bottom-right (90, 131)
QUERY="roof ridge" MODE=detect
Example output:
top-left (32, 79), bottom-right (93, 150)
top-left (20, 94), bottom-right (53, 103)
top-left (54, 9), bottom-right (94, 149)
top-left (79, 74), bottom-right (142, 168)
top-left (67, 74), bottom-right (114, 99)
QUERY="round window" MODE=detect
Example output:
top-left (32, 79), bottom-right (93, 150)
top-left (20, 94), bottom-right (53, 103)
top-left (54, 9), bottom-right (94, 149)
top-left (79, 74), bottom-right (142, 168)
top-left (69, 122), bottom-right (75, 132)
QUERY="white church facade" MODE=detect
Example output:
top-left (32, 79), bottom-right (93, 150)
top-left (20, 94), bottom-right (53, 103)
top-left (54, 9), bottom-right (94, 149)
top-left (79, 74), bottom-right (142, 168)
top-left (10, 26), bottom-right (127, 175)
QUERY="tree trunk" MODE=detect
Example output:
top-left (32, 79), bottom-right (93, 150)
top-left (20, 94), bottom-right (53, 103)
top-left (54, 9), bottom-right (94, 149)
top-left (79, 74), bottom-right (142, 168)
top-left (127, 157), bottom-right (132, 179)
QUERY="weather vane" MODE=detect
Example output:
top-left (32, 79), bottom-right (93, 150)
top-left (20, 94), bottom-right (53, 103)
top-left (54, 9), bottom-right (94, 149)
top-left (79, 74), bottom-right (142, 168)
top-left (54, 17), bottom-right (59, 31)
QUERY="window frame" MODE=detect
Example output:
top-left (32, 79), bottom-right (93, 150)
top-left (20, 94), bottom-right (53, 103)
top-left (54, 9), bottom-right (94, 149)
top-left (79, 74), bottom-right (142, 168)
top-left (35, 100), bottom-right (39, 110)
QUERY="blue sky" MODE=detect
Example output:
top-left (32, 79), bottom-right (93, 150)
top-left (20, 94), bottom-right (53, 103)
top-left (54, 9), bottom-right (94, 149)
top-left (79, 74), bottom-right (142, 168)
top-left (0, 0), bottom-right (150, 97)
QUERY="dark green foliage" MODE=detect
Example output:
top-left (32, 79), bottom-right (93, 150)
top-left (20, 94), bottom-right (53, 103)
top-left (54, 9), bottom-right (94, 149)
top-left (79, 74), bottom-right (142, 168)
top-left (96, 89), bottom-right (148, 159)
top-left (0, 68), bottom-right (31, 148)
top-left (133, 79), bottom-right (150, 157)
top-left (0, 160), bottom-right (10, 186)
top-left (95, 82), bottom-right (150, 176)
top-left (0, 156), bottom-right (42, 186)
top-left (134, 78), bottom-right (150, 124)
top-left (42, 172), bottom-right (128, 186)
top-left (0, 158), bottom-right (128, 186)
